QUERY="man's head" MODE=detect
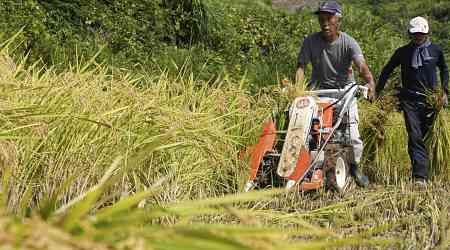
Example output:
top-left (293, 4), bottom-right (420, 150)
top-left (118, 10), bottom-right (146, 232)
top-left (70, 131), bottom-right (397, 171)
top-left (315, 1), bottom-right (342, 42)
top-left (408, 16), bottom-right (429, 45)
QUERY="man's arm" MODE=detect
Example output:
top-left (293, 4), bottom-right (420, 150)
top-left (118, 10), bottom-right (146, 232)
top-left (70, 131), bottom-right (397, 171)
top-left (296, 65), bottom-right (306, 85)
top-left (348, 37), bottom-right (375, 99)
top-left (376, 49), bottom-right (401, 97)
top-left (353, 59), bottom-right (375, 99)
top-left (296, 36), bottom-right (311, 86)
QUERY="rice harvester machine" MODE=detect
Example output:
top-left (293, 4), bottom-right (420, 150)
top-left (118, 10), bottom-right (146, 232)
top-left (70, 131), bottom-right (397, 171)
top-left (244, 84), bottom-right (369, 192)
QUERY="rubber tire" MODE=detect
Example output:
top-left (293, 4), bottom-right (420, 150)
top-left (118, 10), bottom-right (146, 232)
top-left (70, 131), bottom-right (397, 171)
top-left (325, 149), bottom-right (351, 193)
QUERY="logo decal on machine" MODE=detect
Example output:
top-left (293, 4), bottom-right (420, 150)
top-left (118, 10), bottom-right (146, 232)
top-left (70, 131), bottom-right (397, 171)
top-left (296, 98), bottom-right (310, 109)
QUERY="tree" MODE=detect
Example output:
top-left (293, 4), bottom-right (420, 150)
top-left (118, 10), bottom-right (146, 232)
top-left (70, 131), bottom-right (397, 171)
top-left (162, 0), bottom-right (208, 46)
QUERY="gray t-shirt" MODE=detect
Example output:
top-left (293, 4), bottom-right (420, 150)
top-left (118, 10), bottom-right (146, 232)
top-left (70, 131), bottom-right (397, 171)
top-left (297, 32), bottom-right (365, 89)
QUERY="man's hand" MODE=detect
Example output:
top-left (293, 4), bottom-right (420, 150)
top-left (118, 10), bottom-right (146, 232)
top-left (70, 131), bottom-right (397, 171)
top-left (296, 66), bottom-right (305, 86)
top-left (280, 78), bottom-right (290, 93)
top-left (364, 83), bottom-right (375, 101)
top-left (353, 59), bottom-right (375, 101)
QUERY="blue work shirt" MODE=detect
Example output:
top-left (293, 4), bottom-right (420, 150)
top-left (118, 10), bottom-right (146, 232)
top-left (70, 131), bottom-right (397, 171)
top-left (376, 42), bottom-right (449, 100)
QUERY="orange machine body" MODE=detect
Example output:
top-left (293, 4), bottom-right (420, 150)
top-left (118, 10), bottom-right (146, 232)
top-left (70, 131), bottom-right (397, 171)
top-left (249, 120), bottom-right (277, 180)
top-left (246, 99), bottom-right (335, 190)
top-left (287, 100), bottom-right (334, 188)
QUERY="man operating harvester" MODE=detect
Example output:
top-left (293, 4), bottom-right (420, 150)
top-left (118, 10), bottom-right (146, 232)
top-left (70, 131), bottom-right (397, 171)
top-left (376, 16), bottom-right (449, 187)
top-left (295, 1), bottom-right (375, 188)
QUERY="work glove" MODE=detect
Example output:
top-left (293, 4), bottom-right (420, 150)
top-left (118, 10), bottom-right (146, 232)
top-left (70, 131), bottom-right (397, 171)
top-left (280, 78), bottom-right (290, 93)
top-left (364, 83), bottom-right (375, 101)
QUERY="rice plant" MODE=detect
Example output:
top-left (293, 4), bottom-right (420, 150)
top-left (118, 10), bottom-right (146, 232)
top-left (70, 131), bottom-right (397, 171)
top-left (359, 91), bottom-right (450, 184)
top-left (1, 30), bottom-right (450, 250)
top-left (424, 90), bottom-right (450, 182)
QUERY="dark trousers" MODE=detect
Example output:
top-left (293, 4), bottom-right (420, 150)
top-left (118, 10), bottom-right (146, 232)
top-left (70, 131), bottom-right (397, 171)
top-left (401, 100), bottom-right (436, 180)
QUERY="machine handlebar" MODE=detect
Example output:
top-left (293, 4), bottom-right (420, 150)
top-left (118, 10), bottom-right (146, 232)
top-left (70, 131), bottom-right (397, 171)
top-left (304, 84), bottom-right (369, 100)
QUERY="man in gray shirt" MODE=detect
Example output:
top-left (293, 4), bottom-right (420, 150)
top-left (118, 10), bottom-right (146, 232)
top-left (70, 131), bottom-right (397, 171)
top-left (296, 1), bottom-right (375, 187)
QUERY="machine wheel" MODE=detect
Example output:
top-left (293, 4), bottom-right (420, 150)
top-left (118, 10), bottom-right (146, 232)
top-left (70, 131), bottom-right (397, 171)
top-left (324, 147), bottom-right (351, 193)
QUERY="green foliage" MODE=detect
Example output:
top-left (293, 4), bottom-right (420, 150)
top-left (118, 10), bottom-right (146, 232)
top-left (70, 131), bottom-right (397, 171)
top-left (344, 0), bottom-right (449, 56)
top-left (163, 0), bottom-right (209, 45)
top-left (205, 1), bottom-right (312, 87)
top-left (0, 0), bottom-right (206, 67)
top-left (0, 0), bottom-right (411, 90)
